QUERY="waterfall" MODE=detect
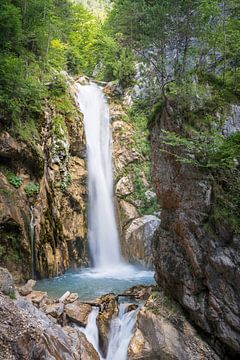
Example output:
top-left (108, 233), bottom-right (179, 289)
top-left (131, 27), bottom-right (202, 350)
top-left (81, 304), bottom-right (138, 360)
top-left (76, 83), bottom-right (122, 270)
top-left (81, 307), bottom-right (100, 351)
top-left (106, 303), bottom-right (138, 360)
top-left (29, 206), bottom-right (36, 279)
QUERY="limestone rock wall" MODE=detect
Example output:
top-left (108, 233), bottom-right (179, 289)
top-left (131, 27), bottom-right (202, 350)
top-left (151, 106), bottom-right (240, 357)
top-left (0, 85), bottom-right (88, 282)
top-left (106, 87), bottom-right (160, 268)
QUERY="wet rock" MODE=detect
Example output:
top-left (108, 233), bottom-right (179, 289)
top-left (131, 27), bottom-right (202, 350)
top-left (63, 326), bottom-right (100, 360)
top-left (18, 279), bottom-right (36, 296)
top-left (26, 290), bottom-right (47, 306)
top-left (0, 267), bottom-right (15, 296)
top-left (78, 332), bottom-right (100, 360)
top-left (128, 295), bottom-right (221, 360)
top-left (97, 293), bottom-right (118, 357)
top-left (127, 304), bottom-right (138, 312)
top-left (123, 215), bottom-right (160, 268)
top-left (65, 300), bottom-right (92, 326)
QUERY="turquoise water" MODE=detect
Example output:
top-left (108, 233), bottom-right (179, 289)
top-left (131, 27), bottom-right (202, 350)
top-left (36, 265), bottom-right (155, 301)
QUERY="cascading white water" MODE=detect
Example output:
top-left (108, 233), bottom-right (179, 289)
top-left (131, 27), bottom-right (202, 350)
top-left (81, 304), bottom-right (138, 360)
top-left (76, 83), bottom-right (122, 270)
top-left (106, 303), bottom-right (139, 360)
top-left (80, 307), bottom-right (100, 351)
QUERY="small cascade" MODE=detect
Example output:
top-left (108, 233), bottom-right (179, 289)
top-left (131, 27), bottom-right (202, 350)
top-left (29, 206), bottom-right (36, 279)
top-left (81, 303), bottom-right (138, 360)
top-left (81, 307), bottom-right (100, 352)
top-left (76, 83), bottom-right (123, 270)
top-left (106, 303), bottom-right (138, 360)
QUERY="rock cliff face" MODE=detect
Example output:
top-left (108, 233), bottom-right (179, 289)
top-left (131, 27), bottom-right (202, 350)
top-left (106, 87), bottom-right (160, 268)
top-left (129, 290), bottom-right (221, 360)
top-left (0, 83), bottom-right (88, 282)
top-left (151, 106), bottom-right (240, 357)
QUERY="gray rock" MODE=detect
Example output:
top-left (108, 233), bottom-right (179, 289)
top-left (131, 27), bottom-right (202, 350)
top-left (129, 299), bottom-right (221, 360)
top-left (123, 215), bottom-right (160, 268)
top-left (65, 301), bottom-right (92, 327)
top-left (116, 176), bottom-right (134, 196)
top-left (0, 267), bottom-right (14, 295)
top-left (151, 111), bottom-right (240, 356)
top-left (223, 105), bottom-right (240, 136)
top-left (18, 279), bottom-right (36, 296)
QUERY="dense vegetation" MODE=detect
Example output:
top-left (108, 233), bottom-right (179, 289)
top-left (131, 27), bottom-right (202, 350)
top-left (106, 0), bottom-right (240, 234)
top-left (0, 0), bottom-right (239, 232)
top-left (0, 0), bottom-right (133, 136)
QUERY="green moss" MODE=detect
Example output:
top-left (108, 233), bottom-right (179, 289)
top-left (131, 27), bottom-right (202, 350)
top-left (13, 117), bottom-right (41, 145)
top-left (24, 182), bottom-right (40, 197)
top-left (60, 172), bottom-right (72, 191)
top-left (210, 169), bottom-right (240, 234)
top-left (9, 290), bottom-right (16, 300)
top-left (6, 172), bottom-right (23, 188)
top-left (53, 114), bottom-right (68, 140)
top-left (147, 290), bottom-right (182, 318)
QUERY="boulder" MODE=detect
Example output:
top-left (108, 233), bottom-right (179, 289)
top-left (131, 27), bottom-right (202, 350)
top-left (116, 176), bottom-right (134, 196)
top-left (43, 302), bottom-right (65, 318)
top-left (119, 200), bottom-right (139, 227)
top-left (65, 300), bottom-right (92, 327)
top-left (128, 296), bottom-right (221, 360)
top-left (123, 215), bottom-right (160, 268)
top-left (18, 279), bottom-right (36, 296)
top-left (127, 304), bottom-right (138, 313)
top-left (0, 267), bottom-right (14, 296)
top-left (26, 291), bottom-right (47, 306)
top-left (63, 326), bottom-right (100, 360)
top-left (0, 292), bottom-right (93, 359)
top-left (65, 292), bottom-right (79, 304)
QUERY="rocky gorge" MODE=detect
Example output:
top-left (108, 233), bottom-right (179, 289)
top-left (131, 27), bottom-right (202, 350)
top-left (0, 267), bottom-right (222, 360)
top-left (151, 103), bottom-right (240, 358)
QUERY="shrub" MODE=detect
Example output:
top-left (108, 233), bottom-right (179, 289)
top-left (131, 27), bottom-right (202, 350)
top-left (6, 172), bottom-right (23, 188)
top-left (24, 182), bottom-right (40, 197)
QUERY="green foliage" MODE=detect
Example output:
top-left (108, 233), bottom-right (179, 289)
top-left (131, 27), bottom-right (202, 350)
top-left (211, 170), bottom-right (240, 234)
top-left (60, 173), bottom-right (72, 191)
top-left (9, 290), bottom-right (16, 300)
top-left (132, 165), bottom-right (159, 216)
top-left (108, 0), bottom-right (240, 93)
top-left (6, 172), bottom-right (23, 189)
top-left (162, 130), bottom-right (240, 170)
top-left (24, 182), bottom-right (40, 197)
top-left (53, 115), bottom-right (68, 140)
